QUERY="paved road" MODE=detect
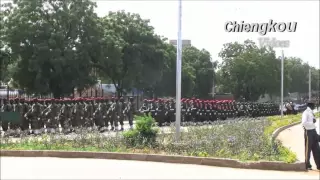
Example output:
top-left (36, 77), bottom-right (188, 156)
top-left (277, 118), bottom-right (319, 169)
top-left (1, 157), bottom-right (319, 179)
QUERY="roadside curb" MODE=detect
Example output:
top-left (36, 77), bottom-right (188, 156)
top-left (271, 122), bottom-right (301, 141)
top-left (0, 150), bottom-right (306, 171)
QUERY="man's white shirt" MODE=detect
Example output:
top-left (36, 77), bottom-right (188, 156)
top-left (301, 107), bottom-right (316, 130)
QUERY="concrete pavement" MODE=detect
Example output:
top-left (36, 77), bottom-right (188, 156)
top-left (277, 118), bottom-right (319, 170)
top-left (1, 157), bottom-right (319, 179)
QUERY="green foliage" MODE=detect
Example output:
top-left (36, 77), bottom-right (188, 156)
top-left (96, 11), bottom-right (167, 97)
top-left (1, 0), bottom-right (318, 99)
top-left (276, 142), bottom-right (298, 163)
top-left (152, 45), bottom-right (215, 98)
top-left (217, 40), bottom-right (318, 100)
top-left (2, 0), bottom-right (100, 97)
top-left (218, 40), bottom-right (283, 100)
top-left (122, 114), bottom-right (159, 147)
top-left (264, 114), bottom-right (302, 136)
top-left (0, 5), bottom-right (12, 83)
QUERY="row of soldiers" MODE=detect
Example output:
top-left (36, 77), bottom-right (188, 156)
top-left (0, 97), bottom-right (136, 136)
top-left (1, 97), bottom-right (280, 136)
top-left (139, 98), bottom-right (280, 126)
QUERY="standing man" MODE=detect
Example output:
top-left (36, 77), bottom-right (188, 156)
top-left (301, 100), bottom-right (320, 170)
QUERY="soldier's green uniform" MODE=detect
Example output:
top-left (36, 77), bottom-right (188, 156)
top-left (84, 99), bottom-right (94, 129)
top-left (126, 97), bottom-right (135, 129)
top-left (109, 97), bottom-right (117, 131)
top-left (20, 98), bottom-right (30, 134)
top-left (118, 97), bottom-right (126, 131)
top-left (45, 99), bottom-right (60, 133)
top-left (12, 98), bottom-right (23, 136)
top-left (26, 99), bottom-right (42, 135)
top-left (1, 99), bottom-right (10, 134)
top-left (60, 100), bottom-right (72, 134)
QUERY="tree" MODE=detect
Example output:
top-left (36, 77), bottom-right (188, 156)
top-left (3, 0), bottom-right (100, 97)
top-left (153, 45), bottom-right (215, 98)
top-left (285, 58), bottom-right (310, 94)
top-left (182, 46), bottom-right (214, 98)
top-left (0, 4), bottom-right (12, 83)
top-left (152, 43), bottom-right (176, 97)
top-left (217, 40), bottom-right (283, 101)
top-left (96, 10), bottom-right (167, 97)
top-left (310, 68), bottom-right (319, 92)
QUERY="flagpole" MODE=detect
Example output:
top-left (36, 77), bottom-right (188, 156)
top-left (175, 0), bottom-right (182, 141)
top-left (280, 50), bottom-right (284, 118)
top-left (309, 68), bottom-right (311, 101)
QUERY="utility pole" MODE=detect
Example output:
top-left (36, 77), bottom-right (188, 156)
top-left (175, 0), bottom-right (182, 142)
top-left (280, 50), bottom-right (284, 118)
top-left (212, 62), bottom-right (215, 98)
top-left (309, 68), bottom-right (311, 101)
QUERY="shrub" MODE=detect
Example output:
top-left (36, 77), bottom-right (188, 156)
top-left (122, 114), bottom-right (159, 148)
top-left (264, 114), bottom-right (301, 136)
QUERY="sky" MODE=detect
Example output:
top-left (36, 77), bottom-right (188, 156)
top-left (94, 0), bottom-right (320, 68)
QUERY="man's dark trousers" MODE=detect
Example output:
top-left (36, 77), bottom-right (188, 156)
top-left (304, 129), bottom-right (320, 169)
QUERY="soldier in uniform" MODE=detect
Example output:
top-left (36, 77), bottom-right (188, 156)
top-left (1, 99), bottom-right (11, 135)
top-left (167, 99), bottom-right (175, 124)
top-left (5, 99), bottom-right (15, 136)
top-left (20, 98), bottom-right (30, 135)
top-left (39, 99), bottom-right (47, 131)
top-left (84, 98), bottom-right (95, 130)
top-left (149, 100), bottom-right (157, 119)
top-left (139, 99), bottom-right (149, 115)
top-left (156, 99), bottom-right (166, 127)
top-left (118, 97), bottom-right (125, 131)
top-left (126, 97), bottom-right (135, 129)
top-left (108, 97), bottom-right (118, 131)
top-left (59, 99), bottom-right (72, 134)
top-left (44, 99), bottom-right (60, 133)
top-left (25, 99), bottom-right (43, 135)
top-left (93, 98), bottom-right (107, 132)
top-left (71, 98), bottom-right (84, 132)
top-left (12, 98), bottom-right (23, 136)
top-left (104, 98), bottom-right (112, 131)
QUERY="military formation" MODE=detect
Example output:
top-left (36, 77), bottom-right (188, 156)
top-left (139, 98), bottom-right (280, 126)
top-left (0, 97), bottom-right (283, 137)
top-left (0, 97), bottom-right (136, 136)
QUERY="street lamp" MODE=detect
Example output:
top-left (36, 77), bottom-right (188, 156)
top-left (175, 0), bottom-right (182, 141)
top-left (259, 37), bottom-right (289, 118)
top-left (280, 50), bottom-right (284, 118)
top-left (308, 68), bottom-right (311, 101)
top-left (277, 52), bottom-right (284, 118)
